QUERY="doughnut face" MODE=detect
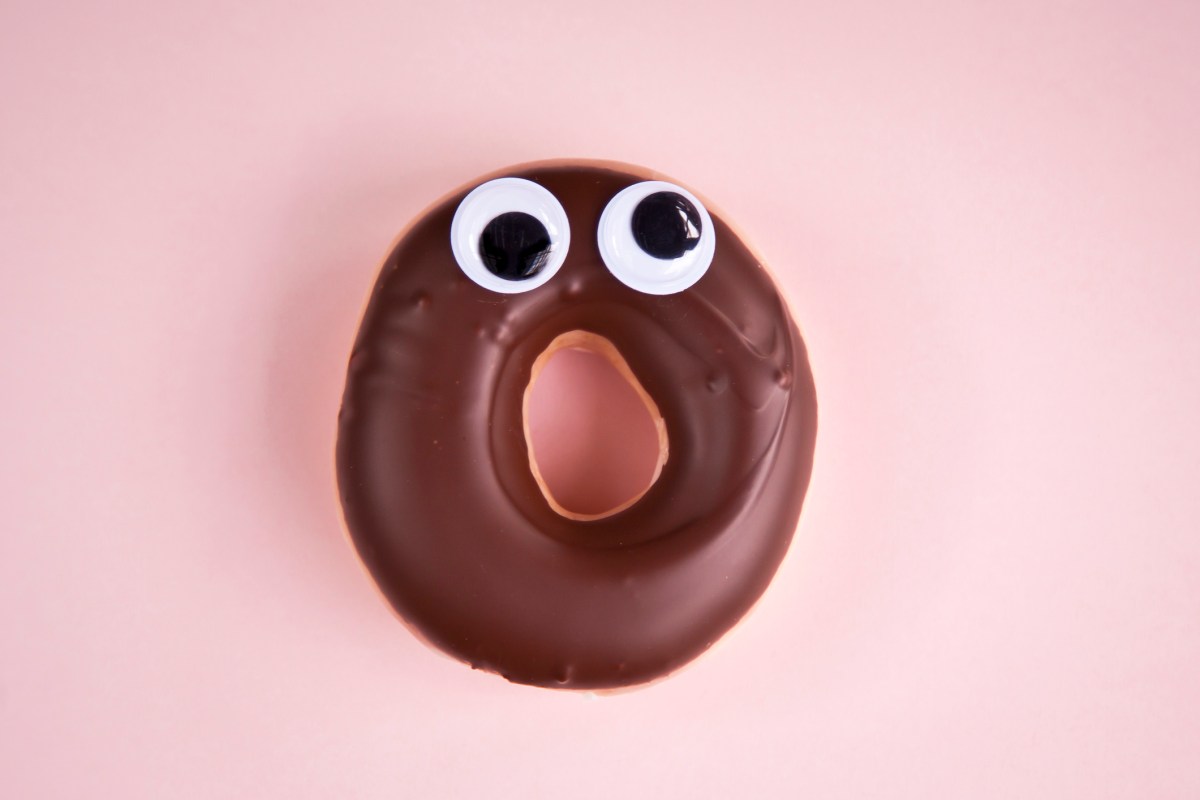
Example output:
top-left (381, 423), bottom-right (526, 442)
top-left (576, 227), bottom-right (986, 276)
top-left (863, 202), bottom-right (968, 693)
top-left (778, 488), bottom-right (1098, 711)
top-left (336, 162), bottom-right (817, 690)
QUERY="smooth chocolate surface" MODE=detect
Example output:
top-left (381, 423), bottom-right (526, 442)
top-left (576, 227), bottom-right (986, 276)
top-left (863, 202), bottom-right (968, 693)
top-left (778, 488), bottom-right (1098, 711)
top-left (336, 162), bottom-right (817, 689)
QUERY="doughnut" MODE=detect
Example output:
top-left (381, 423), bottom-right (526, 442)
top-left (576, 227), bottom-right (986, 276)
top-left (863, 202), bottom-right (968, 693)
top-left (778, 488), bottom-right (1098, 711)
top-left (336, 160), bottom-right (817, 689)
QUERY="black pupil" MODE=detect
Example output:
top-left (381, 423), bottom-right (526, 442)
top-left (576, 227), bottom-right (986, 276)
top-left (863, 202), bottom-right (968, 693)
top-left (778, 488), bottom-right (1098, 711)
top-left (631, 191), bottom-right (702, 260)
top-left (479, 212), bottom-right (552, 281)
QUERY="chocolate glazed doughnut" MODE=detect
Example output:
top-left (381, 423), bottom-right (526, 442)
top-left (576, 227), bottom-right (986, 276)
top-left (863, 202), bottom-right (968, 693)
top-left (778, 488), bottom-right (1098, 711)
top-left (336, 161), bottom-right (817, 690)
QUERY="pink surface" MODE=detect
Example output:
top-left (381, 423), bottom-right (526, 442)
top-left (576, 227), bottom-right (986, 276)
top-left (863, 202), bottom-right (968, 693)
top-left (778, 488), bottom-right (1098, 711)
top-left (2, 1), bottom-right (1199, 796)
top-left (527, 347), bottom-right (662, 518)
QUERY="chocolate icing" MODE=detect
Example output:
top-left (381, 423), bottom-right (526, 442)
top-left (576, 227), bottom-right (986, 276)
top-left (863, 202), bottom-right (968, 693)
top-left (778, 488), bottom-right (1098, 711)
top-left (336, 161), bottom-right (817, 689)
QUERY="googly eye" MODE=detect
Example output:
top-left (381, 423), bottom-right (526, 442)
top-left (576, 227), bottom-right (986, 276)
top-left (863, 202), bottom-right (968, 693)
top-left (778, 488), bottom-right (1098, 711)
top-left (450, 177), bottom-right (571, 294)
top-left (597, 180), bottom-right (716, 295)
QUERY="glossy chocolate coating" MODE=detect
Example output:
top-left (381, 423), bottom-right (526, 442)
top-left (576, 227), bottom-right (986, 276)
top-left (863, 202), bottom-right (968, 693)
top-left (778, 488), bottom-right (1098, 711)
top-left (336, 162), bottom-right (817, 689)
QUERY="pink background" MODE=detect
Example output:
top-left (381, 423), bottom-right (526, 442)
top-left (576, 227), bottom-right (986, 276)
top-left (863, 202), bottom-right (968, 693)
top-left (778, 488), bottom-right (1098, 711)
top-left (3, 1), bottom-right (1199, 796)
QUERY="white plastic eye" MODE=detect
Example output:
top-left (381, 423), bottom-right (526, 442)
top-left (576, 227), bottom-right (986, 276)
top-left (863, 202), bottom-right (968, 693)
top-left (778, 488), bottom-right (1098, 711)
top-left (597, 180), bottom-right (716, 295)
top-left (450, 177), bottom-right (571, 294)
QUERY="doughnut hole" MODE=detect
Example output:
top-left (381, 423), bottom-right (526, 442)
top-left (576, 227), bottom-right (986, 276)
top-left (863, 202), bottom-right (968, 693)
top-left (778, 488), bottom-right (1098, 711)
top-left (524, 331), bottom-right (667, 521)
